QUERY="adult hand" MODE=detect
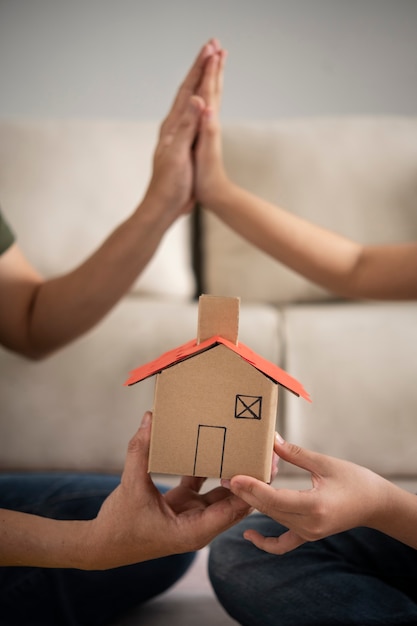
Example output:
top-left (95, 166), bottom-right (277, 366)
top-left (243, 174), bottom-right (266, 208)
top-left (144, 39), bottom-right (222, 221)
top-left (225, 433), bottom-right (388, 555)
top-left (85, 411), bottom-right (250, 569)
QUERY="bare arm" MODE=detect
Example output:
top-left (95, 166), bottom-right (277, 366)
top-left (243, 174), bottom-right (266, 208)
top-left (204, 182), bottom-right (417, 300)
top-left (0, 507), bottom-right (90, 568)
top-left (0, 39), bottom-right (221, 359)
top-left (225, 435), bottom-right (417, 555)
top-left (194, 53), bottom-right (417, 301)
top-left (0, 412), bottom-right (249, 569)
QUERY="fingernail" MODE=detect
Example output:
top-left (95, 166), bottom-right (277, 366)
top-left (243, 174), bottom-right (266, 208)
top-left (221, 479), bottom-right (231, 489)
top-left (141, 411), bottom-right (152, 428)
top-left (275, 431), bottom-right (284, 444)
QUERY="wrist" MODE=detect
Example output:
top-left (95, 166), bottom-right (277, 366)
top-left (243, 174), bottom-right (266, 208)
top-left (201, 177), bottom-right (238, 216)
top-left (77, 518), bottom-right (113, 570)
top-left (132, 192), bottom-right (178, 239)
top-left (368, 478), bottom-right (417, 544)
top-left (362, 473), bottom-right (391, 530)
top-left (59, 519), bottom-right (96, 570)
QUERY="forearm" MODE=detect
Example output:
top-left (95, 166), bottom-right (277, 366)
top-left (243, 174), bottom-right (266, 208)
top-left (371, 480), bottom-right (417, 550)
top-left (209, 181), bottom-right (359, 293)
top-left (207, 181), bottom-right (417, 300)
top-left (27, 197), bottom-right (172, 357)
top-left (0, 509), bottom-right (91, 569)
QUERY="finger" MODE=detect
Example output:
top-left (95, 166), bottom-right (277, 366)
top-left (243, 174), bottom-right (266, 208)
top-left (169, 95), bottom-right (205, 151)
top-left (198, 52), bottom-right (219, 108)
top-left (243, 528), bottom-right (306, 555)
top-left (229, 476), bottom-right (279, 514)
top-left (181, 38), bottom-right (220, 94)
top-left (229, 475), bottom-right (306, 518)
top-left (179, 475), bottom-right (207, 492)
top-left (270, 449), bottom-right (279, 481)
top-left (197, 103), bottom-right (220, 157)
top-left (190, 494), bottom-right (251, 544)
top-left (274, 437), bottom-right (327, 476)
top-left (199, 485), bottom-right (250, 507)
top-left (198, 48), bottom-right (227, 113)
top-left (165, 39), bottom-right (217, 128)
top-left (215, 49), bottom-right (227, 110)
top-left (121, 411), bottom-right (153, 487)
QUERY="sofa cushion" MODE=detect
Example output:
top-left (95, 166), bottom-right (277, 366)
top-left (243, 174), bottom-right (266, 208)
top-left (281, 301), bottom-right (417, 477)
top-left (0, 120), bottom-right (195, 299)
top-left (202, 117), bottom-right (417, 304)
top-left (0, 297), bottom-right (282, 472)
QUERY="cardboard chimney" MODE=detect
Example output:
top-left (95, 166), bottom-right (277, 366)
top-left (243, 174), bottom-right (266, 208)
top-left (124, 295), bottom-right (310, 482)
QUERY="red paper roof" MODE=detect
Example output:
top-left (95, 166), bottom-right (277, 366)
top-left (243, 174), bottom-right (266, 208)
top-left (124, 335), bottom-right (311, 402)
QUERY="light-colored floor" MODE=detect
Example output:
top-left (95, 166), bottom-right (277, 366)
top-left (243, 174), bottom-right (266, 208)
top-left (113, 547), bottom-right (237, 626)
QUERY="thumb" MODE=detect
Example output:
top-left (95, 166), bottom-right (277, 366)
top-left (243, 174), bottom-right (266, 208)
top-left (274, 434), bottom-right (325, 475)
top-left (199, 104), bottom-right (219, 142)
top-left (122, 411), bottom-right (153, 486)
top-left (171, 95), bottom-right (205, 147)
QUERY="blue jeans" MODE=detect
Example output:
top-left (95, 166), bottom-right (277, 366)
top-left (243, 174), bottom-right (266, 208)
top-left (209, 513), bottom-right (417, 626)
top-left (0, 473), bottom-right (195, 626)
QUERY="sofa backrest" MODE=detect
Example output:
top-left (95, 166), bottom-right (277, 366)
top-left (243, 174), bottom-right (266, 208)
top-left (0, 119), bottom-right (195, 300)
top-left (201, 117), bottom-right (417, 304)
top-left (1, 117), bottom-right (416, 307)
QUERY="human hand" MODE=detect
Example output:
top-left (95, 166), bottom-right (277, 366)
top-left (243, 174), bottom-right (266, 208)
top-left (84, 411), bottom-right (250, 569)
top-left (225, 433), bottom-right (388, 555)
top-left (194, 42), bottom-right (230, 208)
top-left (143, 39), bottom-right (221, 223)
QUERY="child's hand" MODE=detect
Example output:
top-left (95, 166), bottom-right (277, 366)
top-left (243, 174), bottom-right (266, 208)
top-left (226, 435), bottom-right (388, 555)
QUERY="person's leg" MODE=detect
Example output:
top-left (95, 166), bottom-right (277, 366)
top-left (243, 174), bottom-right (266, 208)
top-left (0, 473), bottom-right (195, 626)
top-left (209, 513), bottom-right (417, 626)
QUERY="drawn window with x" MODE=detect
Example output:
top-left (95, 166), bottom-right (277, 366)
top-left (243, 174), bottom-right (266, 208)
top-left (234, 395), bottom-right (263, 420)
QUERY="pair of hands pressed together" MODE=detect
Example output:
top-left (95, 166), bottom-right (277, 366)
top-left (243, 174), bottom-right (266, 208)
top-left (143, 37), bottom-right (226, 224)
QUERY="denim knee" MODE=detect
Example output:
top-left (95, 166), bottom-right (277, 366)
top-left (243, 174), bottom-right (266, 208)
top-left (209, 516), bottom-right (417, 626)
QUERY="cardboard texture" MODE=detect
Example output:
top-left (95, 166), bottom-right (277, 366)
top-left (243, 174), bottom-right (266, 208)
top-left (197, 294), bottom-right (239, 344)
top-left (125, 295), bottom-right (310, 482)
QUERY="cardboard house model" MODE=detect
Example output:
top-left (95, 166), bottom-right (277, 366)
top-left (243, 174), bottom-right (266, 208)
top-left (124, 295), bottom-right (310, 482)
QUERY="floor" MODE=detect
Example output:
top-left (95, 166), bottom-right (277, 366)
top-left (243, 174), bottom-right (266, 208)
top-left (112, 547), bottom-right (237, 626)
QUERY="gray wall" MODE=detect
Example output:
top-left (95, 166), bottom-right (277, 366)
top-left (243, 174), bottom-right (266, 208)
top-left (0, 0), bottom-right (416, 120)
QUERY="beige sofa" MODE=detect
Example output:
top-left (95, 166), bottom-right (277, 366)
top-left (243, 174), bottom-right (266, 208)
top-left (1, 117), bottom-right (416, 494)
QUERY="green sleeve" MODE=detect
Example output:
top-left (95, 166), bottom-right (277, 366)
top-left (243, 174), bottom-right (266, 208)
top-left (0, 209), bottom-right (15, 255)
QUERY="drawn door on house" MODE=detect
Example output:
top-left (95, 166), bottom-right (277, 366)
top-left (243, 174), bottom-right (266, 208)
top-left (193, 425), bottom-right (226, 477)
